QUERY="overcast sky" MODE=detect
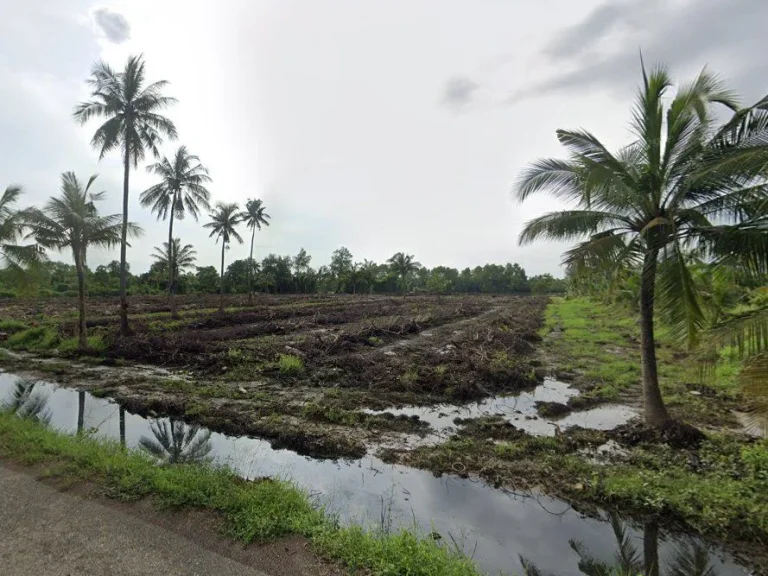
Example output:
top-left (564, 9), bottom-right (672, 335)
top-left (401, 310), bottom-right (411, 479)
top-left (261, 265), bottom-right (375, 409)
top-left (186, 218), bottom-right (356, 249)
top-left (2, 1), bottom-right (766, 276)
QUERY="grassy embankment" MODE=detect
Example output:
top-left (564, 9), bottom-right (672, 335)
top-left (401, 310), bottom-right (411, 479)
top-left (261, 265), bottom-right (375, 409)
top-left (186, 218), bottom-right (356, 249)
top-left (385, 298), bottom-right (768, 551)
top-left (0, 412), bottom-right (480, 576)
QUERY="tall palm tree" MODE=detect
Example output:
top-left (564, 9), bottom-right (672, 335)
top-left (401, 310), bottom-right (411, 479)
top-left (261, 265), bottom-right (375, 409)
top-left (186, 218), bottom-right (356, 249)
top-left (74, 55), bottom-right (178, 336)
top-left (151, 239), bottom-right (197, 296)
top-left (203, 202), bottom-right (243, 312)
top-left (140, 146), bottom-right (211, 317)
top-left (139, 420), bottom-right (212, 464)
top-left (387, 252), bottom-right (421, 298)
top-left (515, 64), bottom-right (768, 426)
top-left (239, 199), bottom-right (270, 305)
top-left (27, 173), bottom-right (139, 349)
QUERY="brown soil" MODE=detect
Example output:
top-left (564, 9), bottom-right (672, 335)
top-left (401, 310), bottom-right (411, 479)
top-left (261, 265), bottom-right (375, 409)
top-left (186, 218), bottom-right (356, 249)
top-left (1, 294), bottom-right (549, 459)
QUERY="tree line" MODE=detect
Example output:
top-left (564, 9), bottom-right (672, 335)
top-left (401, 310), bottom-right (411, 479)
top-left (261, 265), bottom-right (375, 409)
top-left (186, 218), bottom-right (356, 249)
top-left (0, 246), bottom-right (564, 301)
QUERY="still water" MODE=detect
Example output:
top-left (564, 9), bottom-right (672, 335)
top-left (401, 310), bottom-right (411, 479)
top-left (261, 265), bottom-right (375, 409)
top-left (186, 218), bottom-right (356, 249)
top-left (0, 372), bottom-right (753, 575)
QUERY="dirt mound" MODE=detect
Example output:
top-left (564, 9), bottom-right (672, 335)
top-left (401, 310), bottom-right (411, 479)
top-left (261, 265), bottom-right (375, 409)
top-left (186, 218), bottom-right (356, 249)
top-left (535, 401), bottom-right (572, 418)
top-left (608, 419), bottom-right (707, 450)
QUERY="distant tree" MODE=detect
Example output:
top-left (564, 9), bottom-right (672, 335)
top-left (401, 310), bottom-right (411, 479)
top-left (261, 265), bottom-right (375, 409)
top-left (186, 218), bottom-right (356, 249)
top-left (515, 65), bottom-right (768, 425)
top-left (529, 273), bottom-right (567, 294)
top-left (427, 270), bottom-right (451, 297)
top-left (260, 254), bottom-right (294, 293)
top-left (203, 203), bottom-right (243, 311)
top-left (387, 252), bottom-right (421, 298)
top-left (293, 248), bottom-right (312, 292)
top-left (194, 266), bottom-right (219, 293)
top-left (358, 259), bottom-right (379, 295)
top-left (240, 199), bottom-right (270, 305)
top-left (151, 239), bottom-right (197, 296)
top-left (140, 146), bottom-right (211, 317)
top-left (27, 173), bottom-right (135, 349)
top-left (74, 55), bottom-right (177, 335)
top-left (330, 246), bottom-right (353, 293)
top-left (223, 258), bottom-right (258, 294)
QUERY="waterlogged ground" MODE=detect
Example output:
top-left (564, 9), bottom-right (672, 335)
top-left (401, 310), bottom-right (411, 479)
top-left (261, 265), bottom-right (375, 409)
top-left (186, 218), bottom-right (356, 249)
top-left (0, 373), bottom-right (753, 576)
top-left (1, 294), bottom-right (766, 574)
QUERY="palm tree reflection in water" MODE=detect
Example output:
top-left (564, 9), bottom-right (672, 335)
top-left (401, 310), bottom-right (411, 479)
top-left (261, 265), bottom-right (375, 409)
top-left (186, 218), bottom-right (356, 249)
top-left (521, 513), bottom-right (717, 576)
top-left (139, 419), bottom-right (212, 464)
top-left (2, 380), bottom-right (52, 425)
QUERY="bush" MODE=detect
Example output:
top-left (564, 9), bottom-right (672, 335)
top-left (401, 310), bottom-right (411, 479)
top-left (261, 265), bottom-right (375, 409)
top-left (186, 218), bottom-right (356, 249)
top-left (278, 354), bottom-right (304, 374)
top-left (6, 326), bottom-right (60, 351)
top-left (0, 290), bottom-right (17, 299)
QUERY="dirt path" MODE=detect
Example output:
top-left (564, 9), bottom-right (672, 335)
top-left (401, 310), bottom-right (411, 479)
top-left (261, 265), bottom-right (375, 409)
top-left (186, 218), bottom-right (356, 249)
top-left (0, 463), bottom-right (339, 576)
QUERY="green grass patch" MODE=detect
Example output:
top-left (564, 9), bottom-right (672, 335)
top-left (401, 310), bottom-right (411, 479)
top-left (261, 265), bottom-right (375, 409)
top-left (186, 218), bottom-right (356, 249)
top-left (278, 354), bottom-right (304, 374)
top-left (6, 326), bottom-right (60, 351)
top-left (543, 297), bottom-right (743, 426)
top-left (0, 412), bottom-right (480, 576)
top-left (0, 319), bottom-right (28, 334)
top-left (58, 335), bottom-right (107, 354)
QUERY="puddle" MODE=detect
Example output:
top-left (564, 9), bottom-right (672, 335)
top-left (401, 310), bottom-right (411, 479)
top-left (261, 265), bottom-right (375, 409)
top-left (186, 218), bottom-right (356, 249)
top-left (0, 372), bottom-right (752, 575)
top-left (366, 378), bottom-right (638, 439)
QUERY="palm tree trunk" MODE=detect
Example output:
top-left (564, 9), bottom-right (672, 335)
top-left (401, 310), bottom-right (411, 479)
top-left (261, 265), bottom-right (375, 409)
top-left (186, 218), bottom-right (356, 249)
top-left (168, 196), bottom-right (177, 319)
top-left (219, 241), bottom-right (226, 312)
top-left (77, 390), bottom-right (85, 434)
top-left (402, 275), bottom-right (406, 299)
top-left (640, 250), bottom-right (670, 426)
top-left (248, 227), bottom-right (255, 305)
top-left (643, 521), bottom-right (660, 576)
top-left (119, 407), bottom-right (126, 448)
top-left (119, 144), bottom-right (130, 336)
top-left (75, 255), bottom-right (88, 350)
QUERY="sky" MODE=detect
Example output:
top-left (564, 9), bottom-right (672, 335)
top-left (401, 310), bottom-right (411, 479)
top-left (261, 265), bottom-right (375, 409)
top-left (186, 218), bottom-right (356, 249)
top-left (1, 0), bottom-right (767, 276)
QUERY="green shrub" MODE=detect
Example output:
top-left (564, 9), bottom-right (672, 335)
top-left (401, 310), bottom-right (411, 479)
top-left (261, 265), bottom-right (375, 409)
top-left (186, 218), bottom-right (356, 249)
top-left (278, 354), bottom-right (304, 374)
top-left (0, 290), bottom-right (17, 299)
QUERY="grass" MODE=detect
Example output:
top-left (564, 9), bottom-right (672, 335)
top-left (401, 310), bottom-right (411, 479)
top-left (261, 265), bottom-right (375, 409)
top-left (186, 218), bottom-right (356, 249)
top-left (0, 412), bottom-right (481, 576)
top-left (6, 326), bottom-right (60, 351)
top-left (542, 297), bottom-right (742, 425)
top-left (278, 354), bottom-right (304, 374)
top-left (0, 319), bottom-right (28, 334)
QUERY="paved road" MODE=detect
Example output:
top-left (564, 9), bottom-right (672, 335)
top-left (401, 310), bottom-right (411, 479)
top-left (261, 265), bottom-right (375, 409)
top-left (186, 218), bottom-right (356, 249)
top-left (0, 464), bottom-right (269, 576)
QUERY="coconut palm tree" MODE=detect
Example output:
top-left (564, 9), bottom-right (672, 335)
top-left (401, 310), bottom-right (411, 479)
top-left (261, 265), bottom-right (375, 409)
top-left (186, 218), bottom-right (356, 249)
top-left (0, 185), bottom-right (40, 273)
top-left (2, 379), bottom-right (52, 424)
top-left (387, 252), bottom-right (422, 298)
top-left (203, 202), bottom-right (243, 312)
top-left (359, 259), bottom-right (379, 295)
top-left (515, 64), bottom-right (768, 426)
top-left (151, 239), bottom-right (197, 296)
top-left (140, 146), bottom-right (211, 317)
top-left (139, 420), bottom-right (212, 464)
top-left (27, 173), bottom-right (139, 349)
top-left (74, 55), bottom-right (178, 336)
top-left (239, 199), bottom-right (270, 305)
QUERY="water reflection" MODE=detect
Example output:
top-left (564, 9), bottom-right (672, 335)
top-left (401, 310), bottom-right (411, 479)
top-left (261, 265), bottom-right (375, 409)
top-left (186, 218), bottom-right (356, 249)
top-left (139, 420), bottom-right (212, 464)
top-left (1, 379), bottom-right (52, 424)
top-left (0, 373), bottom-right (752, 576)
top-left (521, 514), bottom-right (717, 576)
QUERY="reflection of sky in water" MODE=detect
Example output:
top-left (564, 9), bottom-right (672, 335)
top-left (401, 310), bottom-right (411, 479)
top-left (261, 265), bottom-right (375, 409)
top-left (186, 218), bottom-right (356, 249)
top-left (0, 372), bottom-right (750, 576)
top-left (365, 378), bottom-right (638, 438)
